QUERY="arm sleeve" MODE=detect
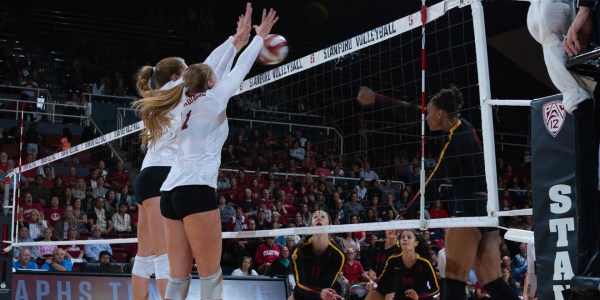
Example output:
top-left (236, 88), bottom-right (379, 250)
top-left (210, 36), bottom-right (263, 106)
top-left (203, 36), bottom-right (234, 70)
top-left (213, 45), bottom-right (237, 80)
top-left (419, 260), bottom-right (441, 298)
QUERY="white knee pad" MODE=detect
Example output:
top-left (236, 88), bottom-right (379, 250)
top-left (154, 253), bottom-right (170, 280)
top-left (200, 268), bottom-right (223, 300)
top-left (132, 255), bottom-right (156, 279)
top-left (165, 274), bottom-right (191, 300)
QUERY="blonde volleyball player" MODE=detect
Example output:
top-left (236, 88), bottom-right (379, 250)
top-left (142, 7), bottom-right (278, 300)
top-left (132, 4), bottom-right (254, 299)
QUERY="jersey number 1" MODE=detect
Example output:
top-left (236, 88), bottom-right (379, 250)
top-left (181, 110), bottom-right (192, 130)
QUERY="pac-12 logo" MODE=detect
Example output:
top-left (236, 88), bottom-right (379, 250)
top-left (543, 100), bottom-right (566, 138)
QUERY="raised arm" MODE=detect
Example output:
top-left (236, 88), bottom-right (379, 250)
top-left (211, 8), bottom-right (279, 105)
top-left (204, 3), bottom-right (253, 70)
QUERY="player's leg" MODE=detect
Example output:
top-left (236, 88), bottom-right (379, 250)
top-left (163, 217), bottom-right (193, 300)
top-left (365, 290), bottom-right (385, 300)
top-left (473, 229), bottom-right (519, 300)
top-left (161, 188), bottom-right (193, 300)
top-left (184, 209), bottom-right (223, 300)
top-left (144, 197), bottom-right (169, 297)
top-left (441, 227), bottom-right (481, 300)
top-left (132, 202), bottom-right (153, 300)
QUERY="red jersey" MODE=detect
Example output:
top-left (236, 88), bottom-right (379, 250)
top-left (343, 260), bottom-right (366, 284)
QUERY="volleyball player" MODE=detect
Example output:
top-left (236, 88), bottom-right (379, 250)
top-left (139, 7), bottom-right (278, 300)
top-left (425, 86), bottom-right (519, 300)
top-left (365, 229), bottom-right (439, 300)
top-left (131, 4), bottom-right (254, 298)
top-left (366, 229), bottom-right (401, 282)
top-left (289, 210), bottom-right (346, 300)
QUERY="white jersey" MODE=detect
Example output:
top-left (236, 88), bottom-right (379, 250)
top-left (141, 36), bottom-right (235, 170)
top-left (161, 36), bottom-right (263, 191)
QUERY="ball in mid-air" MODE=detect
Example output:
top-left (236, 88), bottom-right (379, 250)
top-left (257, 34), bottom-right (289, 65)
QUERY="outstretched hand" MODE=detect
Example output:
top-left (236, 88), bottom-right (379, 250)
top-left (253, 8), bottom-right (279, 39)
top-left (233, 2), bottom-right (253, 52)
top-left (357, 86), bottom-right (376, 106)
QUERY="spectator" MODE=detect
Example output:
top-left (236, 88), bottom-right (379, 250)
top-left (63, 166), bottom-right (79, 188)
top-left (87, 196), bottom-right (113, 233)
top-left (293, 130), bottom-right (307, 147)
top-left (44, 196), bottom-right (63, 229)
top-left (41, 166), bottom-right (55, 188)
top-left (84, 225), bottom-right (112, 263)
top-left (37, 228), bottom-right (57, 258)
top-left (104, 190), bottom-right (119, 215)
top-left (96, 160), bottom-right (108, 180)
top-left (89, 169), bottom-right (101, 189)
top-left (231, 256), bottom-right (258, 276)
top-left (342, 247), bottom-right (369, 285)
top-left (314, 159), bottom-right (331, 176)
top-left (343, 191), bottom-right (364, 222)
top-left (0, 152), bottom-right (8, 172)
top-left (254, 208), bottom-right (272, 230)
top-left (28, 175), bottom-right (50, 206)
top-left (50, 176), bottom-right (66, 201)
top-left (216, 170), bottom-right (231, 190)
top-left (19, 192), bottom-right (43, 223)
top-left (227, 206), bottom-right (248, 232)
top-left (72, 178), bottom-right (87, 199)
top-left (289, 140), bottom-right (305, 161)
top-left (60, 225), bottom-right (85, 260)
top-left (429, 199), bottom-right (449, 219)
top-left (511, 243), bottom-right (528, 287)
top-left (255, 236), bottom-right (280, 275)
top-left (27, 209), bottom-right (47, 241)
top-left (355, 179), bottom-right (368, 203)
top-left (72, 198), bottom-right (89, 232)
top-left (92, 177), bottom-right (108, 198)
top-left (52, 205), bottom-right (77, 241)
top-left (501, 267), bottom-right (520, 294)
top-left (63, 187), bottom-right (76, 207)
top-left (42, 248), bottom-right (72, 271)
top-left (336, 232), bottom-right (361, 256)
top-left (359, 162), bottom-right (379, 182)
top-left (13, 226), bottom-right (39, 260)
top-left (24, 122), bottom-right (42, 158)
top-left (218, 194), bottom-right (235, 231)
top-left (239, 188), bottom-right (256, 214)
top-left (13, 248), bottom-right (38, 270)
top-left (378, 179), bottom-right (397, 201)
top-left (98, 250), bottom-right (115, 267)
top-left (116, 185), bottom-right (136, 210)
top-left (270, 246), bottom-right (292, 277)
top-left (112, 202), bottom-right (132, 233)
top-left (107, 161), bottom-right (130, 191)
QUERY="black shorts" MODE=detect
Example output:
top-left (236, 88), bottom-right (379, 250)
top-left (160, 185), bottom-right (218, 220)
top-left (134, 166), bottom-right (171, 204)
top-left (451, 195), bottom-right (498, 234)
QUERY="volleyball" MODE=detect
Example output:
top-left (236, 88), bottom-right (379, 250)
top-left (257, 34), bottom-right (289, 65)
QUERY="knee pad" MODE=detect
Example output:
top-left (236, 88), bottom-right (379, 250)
top-left (154, 253), bottom-right (170, 280)
top-left (165, 274), bottom-right (191, 300)
top-left (132, 255), bottom-right (156, 279)
top-left (200, 268), bottom-right (223, 300)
